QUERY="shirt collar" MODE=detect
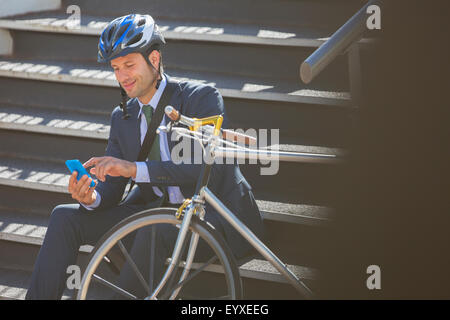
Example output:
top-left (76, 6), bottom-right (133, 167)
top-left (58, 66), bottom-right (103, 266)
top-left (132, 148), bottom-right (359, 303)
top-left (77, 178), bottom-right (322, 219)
top-left (137, 74), bottom-right (167, 118)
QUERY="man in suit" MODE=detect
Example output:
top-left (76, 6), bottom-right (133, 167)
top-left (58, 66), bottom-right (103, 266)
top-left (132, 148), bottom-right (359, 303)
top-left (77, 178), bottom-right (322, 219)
top-left (25, 13), bottom-right (263, 299)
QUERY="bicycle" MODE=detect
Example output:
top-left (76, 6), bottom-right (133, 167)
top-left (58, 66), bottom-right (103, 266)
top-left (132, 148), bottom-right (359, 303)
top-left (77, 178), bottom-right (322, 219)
top-left (75, 106), bottom-right (339, 300)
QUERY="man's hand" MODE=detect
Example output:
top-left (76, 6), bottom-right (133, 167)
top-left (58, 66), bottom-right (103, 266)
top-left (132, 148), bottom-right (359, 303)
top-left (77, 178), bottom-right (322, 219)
top-left (83, 156), bottom-right (137, 182)
top-left (68, 172), bottom-right (97, 206)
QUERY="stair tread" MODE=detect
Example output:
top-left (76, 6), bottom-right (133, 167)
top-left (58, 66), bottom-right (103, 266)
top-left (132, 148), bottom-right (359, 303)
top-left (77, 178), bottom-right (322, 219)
top-left (0, 58), bottom-right (351, 106)
top-left (0, 156), bottom-right (334, 225)
top-left (262, 144), bottom-right (344, 157)
top-left (0, 210), bottom-right (93, 253)
top-left (0, 211), bottom-right (318, 285)
top-left (240, 258), bottom-right (318, 281)
top-left (0, 11), bottom-right (371, 48)
top-left (0, 103), bottom-right (110, 139)
top-left (0, 156), bottom-right (70, 190)
top-left (0, 211), bottom-right (47, 242)
top-left (256, 200), bottom-right (334, 222)
top-left (0, 266), bottom-right (72, 300)
top-left (0, 102), bottom-right (345, 156)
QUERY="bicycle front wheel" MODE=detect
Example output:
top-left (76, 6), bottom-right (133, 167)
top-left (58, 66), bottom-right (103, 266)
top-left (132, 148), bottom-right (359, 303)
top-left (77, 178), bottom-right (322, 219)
top-left (76, 208), bottom-right (242, 300)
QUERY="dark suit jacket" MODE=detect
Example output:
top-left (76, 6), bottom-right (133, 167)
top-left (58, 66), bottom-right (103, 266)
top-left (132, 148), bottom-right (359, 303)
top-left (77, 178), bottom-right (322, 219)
top-left (94, 74), bottom-right (264, 258)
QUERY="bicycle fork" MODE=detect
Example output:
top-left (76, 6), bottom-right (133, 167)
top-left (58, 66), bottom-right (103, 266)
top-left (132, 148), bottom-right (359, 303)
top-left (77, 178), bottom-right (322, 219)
top-left (147, 201), bottom-right (201, 300)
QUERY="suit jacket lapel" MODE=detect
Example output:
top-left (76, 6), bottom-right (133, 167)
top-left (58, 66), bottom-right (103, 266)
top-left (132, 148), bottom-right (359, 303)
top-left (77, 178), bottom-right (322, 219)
top-left (123, 98), bottom-right (141, 161)
top-left (163, 74), bottom-right (181, 153)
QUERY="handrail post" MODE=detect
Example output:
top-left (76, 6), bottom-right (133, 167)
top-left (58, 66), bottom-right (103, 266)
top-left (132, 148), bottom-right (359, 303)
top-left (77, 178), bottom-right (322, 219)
top-left (348, 43), bottom-right (363, 107)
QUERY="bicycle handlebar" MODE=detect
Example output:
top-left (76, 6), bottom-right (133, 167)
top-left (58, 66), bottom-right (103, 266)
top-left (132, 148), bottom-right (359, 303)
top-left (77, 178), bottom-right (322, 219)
top-left (165, 106), bottom-right (257, 146)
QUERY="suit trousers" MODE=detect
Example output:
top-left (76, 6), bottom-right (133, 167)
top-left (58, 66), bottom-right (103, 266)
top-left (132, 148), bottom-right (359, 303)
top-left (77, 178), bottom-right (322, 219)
top-left (25, 201), bottom-right (145, 299)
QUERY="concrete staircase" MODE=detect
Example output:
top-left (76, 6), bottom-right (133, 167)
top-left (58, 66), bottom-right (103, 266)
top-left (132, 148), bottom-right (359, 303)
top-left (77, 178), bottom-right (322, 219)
top-left (0, 0), bottom-right (370, 299)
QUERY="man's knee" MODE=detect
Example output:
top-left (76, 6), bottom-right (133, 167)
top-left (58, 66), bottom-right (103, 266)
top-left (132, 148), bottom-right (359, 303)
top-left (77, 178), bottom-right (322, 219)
top-left (49, 204), bottom-right (81, 230)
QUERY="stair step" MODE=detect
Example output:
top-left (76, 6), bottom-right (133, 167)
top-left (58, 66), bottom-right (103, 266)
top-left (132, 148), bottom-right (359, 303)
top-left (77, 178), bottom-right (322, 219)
top-left (0, 103), bottom-right (345, 205)
top-left (0, 156), bottom-right (335, 225)
top-left (0, 210), bottom-right (91, 253)
top-left (58, 0), bottom-right (363, 30)
top-left (0, 211), bottom-right (47, 244)
top-left (0, 102), bottom-right (347, 153)
top-left (0, 9), bottom-right (375, 84)
top-left (0, 267), bottom-right (30, 300)
top-left (0, 60), bottom-right (354, 147)
top-left (0, 58), bottom-right (351, 106)
top-left (0, 102), bottom-right (344, 160)
top-left (0, 103), bottom-right (110, 138)
top-left (0, 255), bottom-right (316, 300)
top-left (6, 29), bottom-right (350, 89)
top-left (0, 152), bottom-right (342, 208)
top-left (239, 259), bottom-right (317, 282)
top-left (256, 200), bottom-right (334, 226)
top-left (0, 210), bottom-right (318, 290)
top-left (0, 13), bottom-right (341, 48)
top-left (0, 266), bottom-right (73, 300)
top-left (0, 156), bottom-right (70, 192)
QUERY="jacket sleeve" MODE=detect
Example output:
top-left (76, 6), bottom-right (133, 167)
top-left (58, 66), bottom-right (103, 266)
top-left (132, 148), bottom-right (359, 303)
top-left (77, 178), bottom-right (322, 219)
top-left (145, 85), bottom-right (229, 187)
top-left (93, 108), bottom-right (129, 210)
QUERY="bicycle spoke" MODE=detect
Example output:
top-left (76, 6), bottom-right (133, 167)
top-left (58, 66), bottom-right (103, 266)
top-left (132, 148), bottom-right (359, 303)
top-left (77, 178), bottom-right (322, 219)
top-left (160, 231), bottom-right (192, 299)
top-left (92, 274), bottom-right (137, 300)
top-left (116, 240), bottom-right (150, 295)
top-left (148, 225), bottom-right (156, 292)
top-left (163, 256), bottom-right (219, 295)
top-left (79, 210), bottom-right (242, 300)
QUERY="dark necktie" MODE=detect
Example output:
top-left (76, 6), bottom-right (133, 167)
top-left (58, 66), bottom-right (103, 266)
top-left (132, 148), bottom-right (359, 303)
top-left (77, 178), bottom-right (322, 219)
top-left (142, 104), bottom-right (160, 161)
top-left (142, 104), bottom-right (168, 204)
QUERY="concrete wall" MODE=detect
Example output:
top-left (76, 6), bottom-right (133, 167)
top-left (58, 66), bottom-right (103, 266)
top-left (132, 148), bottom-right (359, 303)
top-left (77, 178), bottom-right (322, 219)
top-left (0, 0), bottom-right (61, 18)
top-left (0, 0), bottom-right (61, 55)
top-left (0, 28), bottom-right (12, 54)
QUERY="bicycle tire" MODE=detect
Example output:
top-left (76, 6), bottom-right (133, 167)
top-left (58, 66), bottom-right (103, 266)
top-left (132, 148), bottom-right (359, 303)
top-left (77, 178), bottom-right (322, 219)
top-left (76, 208), bottom-right (243, 300)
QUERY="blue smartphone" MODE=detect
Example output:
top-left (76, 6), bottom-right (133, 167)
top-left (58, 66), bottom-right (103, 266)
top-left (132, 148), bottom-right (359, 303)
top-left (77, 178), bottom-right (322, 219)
top-left (65, 159), bottom-right (95, 187)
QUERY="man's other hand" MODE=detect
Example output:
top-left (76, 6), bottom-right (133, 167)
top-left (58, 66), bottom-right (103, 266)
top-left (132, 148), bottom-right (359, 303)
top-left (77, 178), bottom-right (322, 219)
top-left (83, 156), bottom-right (137, 182)
top-left (68, 172), bottom-right (97, 206)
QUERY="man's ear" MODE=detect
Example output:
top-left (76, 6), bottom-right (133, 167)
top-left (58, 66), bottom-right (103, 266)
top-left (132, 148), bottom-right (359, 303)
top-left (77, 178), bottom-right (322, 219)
top-left (147, 50), bottom-right (160, 70)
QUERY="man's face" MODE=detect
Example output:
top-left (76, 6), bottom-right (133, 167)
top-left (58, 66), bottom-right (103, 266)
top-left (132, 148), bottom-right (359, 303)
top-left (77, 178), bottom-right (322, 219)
top-left (110, 53), bottom-right (157, 102)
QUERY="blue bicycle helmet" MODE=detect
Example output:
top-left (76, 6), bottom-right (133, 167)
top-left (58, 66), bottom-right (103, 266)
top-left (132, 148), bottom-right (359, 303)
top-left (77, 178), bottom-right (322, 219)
top-left (99, 14), bottom-right (166, 119)
top-left (98, 14), bottom-right (165, 63)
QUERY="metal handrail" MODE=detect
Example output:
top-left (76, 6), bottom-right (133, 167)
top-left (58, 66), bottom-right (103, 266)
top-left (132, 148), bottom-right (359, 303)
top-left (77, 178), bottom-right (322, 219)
top-left (214, 147), bottom-right (341, 164)
top-left (300, 0), bottom-right (380, 84)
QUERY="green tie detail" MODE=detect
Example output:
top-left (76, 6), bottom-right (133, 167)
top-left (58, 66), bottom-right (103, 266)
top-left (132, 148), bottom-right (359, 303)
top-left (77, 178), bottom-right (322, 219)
top-left (142, 105), bottom-right (160, 161)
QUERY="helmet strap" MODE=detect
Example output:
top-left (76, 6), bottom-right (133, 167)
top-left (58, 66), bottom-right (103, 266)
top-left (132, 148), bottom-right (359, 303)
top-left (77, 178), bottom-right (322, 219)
top-left (119, 85), bottom-right (130, 120)
top-left (143, 49), bottom-right (162, 90)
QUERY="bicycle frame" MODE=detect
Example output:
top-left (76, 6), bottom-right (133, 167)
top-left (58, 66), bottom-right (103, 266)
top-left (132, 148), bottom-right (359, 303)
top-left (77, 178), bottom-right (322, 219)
top-left (147, 111), bottom-right (318, 300)
top-left (150, 170), bottom-right (314, 299)
top-left (202, 187), bottom-right (314, 298)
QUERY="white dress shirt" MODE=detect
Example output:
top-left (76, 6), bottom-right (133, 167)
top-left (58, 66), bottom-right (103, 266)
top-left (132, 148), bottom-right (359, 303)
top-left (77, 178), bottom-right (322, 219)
top-left (83, 75), bottom-right (184, 210)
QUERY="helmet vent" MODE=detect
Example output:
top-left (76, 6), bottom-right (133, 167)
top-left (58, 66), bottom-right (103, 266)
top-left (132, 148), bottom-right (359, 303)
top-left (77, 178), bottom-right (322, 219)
top-left (137, 18), bottom-right (146, 26)
top-left (127, 33), bottom-right (143, 46)
top-left (116, 24), bottom-right (129, 42)
top-left (107, 25), bottom-right (115, 41)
